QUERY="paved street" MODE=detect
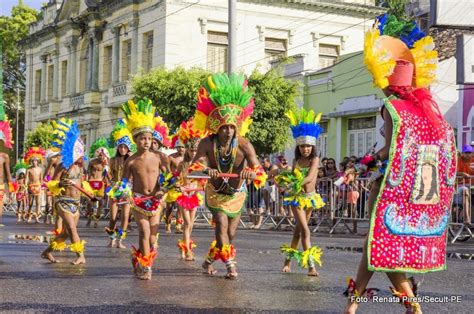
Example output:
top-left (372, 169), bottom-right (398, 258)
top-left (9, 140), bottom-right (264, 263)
top-left (0, 214), bottom-right (473, 313)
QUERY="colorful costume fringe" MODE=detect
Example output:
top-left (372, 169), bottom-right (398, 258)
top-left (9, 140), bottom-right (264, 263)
top-left (49, 239), bottom-right (68, 251)
top-left (131, 246), bottom-right (157, 269)
top-left (107, 179), bottom-right (132, 199)
top-left (0, 95), bottom-right (13, 149)
top-left (177, 239), bottom-right (196, 253)
top-left (70, 240), bottom-right (86, 254)
top-left (205, 240), bottom-right (236, 264)
top-left (193, 73), bottom-right (254, 136)
top-left (280, 244), bottom-right (323, 268)
top-left (275, 168), bottom-right (325, 209)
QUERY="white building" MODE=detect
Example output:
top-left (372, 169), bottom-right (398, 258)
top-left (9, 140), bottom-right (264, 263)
top-left (24, 0), bottom-right (384, 148)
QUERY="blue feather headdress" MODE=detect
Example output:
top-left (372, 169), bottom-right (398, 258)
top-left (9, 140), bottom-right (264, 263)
top-left (375, 13), bottom-right (425, 49)
top-left (51, 118), bottom-right (84, 169)
top-left (286, 108), bottom-right (323, 146)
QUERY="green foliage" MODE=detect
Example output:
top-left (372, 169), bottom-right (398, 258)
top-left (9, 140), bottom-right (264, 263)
top-left (132, 67), bottom-right (299, 155)
top-left (24, 122), bottom-right (54, 151)
top-left (132, 67), bottom-right (210, 132)
top-left (377, 0), bottom-right (409, 19)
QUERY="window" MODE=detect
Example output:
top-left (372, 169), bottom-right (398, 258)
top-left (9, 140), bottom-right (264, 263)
top-left (319, 44), bottom-right (339, 68)
top-left (61, 60), bottom-right (68, 97)
top-left (47, 65), bottom-right (54, 100)
top-left (347, 117), bottom-right (376, 157)
top-left (143, 32), bottom-right (153, 73)
top-left (35, 69), bottom-right (42, 102)
top-left (265, 38), bottom-right (287, 64)
top-left (315, 121), bottom-right (328, 158)
top-left (103, 45), bottom-right (112, 88)
top-left (79, 41), bottom-right (90, 92)
top-left (121, 40), bottom-right (132, 81)
top-left (207, 31), bottom-right (228, 73)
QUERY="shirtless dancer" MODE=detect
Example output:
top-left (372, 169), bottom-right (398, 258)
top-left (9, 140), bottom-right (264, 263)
top-left (43, 149), bottom-right (61, 225)
top-left (85, 144), bottom-right (109, 228)
top-left (42, 119), bottom-right (87, 265)
top-left (25, 147), bottom-right (46, 223)
top-left (107, 119), bottom-right (134, 248)
top-left (191, 73), bottom-right (266, 279)
top-left (110, 99), bottom-right (166, 280)
top-left (164, 137), bottom-right (185, 233)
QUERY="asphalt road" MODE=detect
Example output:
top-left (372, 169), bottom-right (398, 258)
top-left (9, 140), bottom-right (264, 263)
top-left (0, 215), bottom-right (472, 313)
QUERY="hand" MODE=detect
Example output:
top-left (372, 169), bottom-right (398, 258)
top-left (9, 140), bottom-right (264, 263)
top-left (155, 190), bottom-right (165, 199)
top-left (59, 179), bottom-right (73, 187)
top-left (207, 168), bottom-right (219, 179)
top-left (241, 169), bottom-right (256, 180)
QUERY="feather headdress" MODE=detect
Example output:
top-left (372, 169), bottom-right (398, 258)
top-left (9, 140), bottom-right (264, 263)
top-left (110, 119), bottom-right (135, 153)
top-left (13, 159), bottom-right (27, 177)
top-left (51, 118), bottom-right (84, 169)
top-left (88, 137), bottom-right (113, 159)
top-left (153, 114), bottom-right (171, 148)
top-left (121, 99), bottom-right (156, 137)
top-left (177, 118), bottom-right (208, 149)
top-left (24, 147), bottom-right (46, 164)
top-left (365, 13), bottom-right (438, 89)
top-left (194, 73), bottom-right (254, 136)
top-left (286, 108), bottom-right (323, 146)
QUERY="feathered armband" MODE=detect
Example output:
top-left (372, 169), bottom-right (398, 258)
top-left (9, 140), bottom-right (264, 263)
top-left (47, 180), bottom-right (65, 196)
top-left (244, 165), bottom-right (267, 189)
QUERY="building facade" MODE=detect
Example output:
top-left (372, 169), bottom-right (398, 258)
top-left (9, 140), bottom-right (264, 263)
top-left (24, 0), bottom-right (383, 150)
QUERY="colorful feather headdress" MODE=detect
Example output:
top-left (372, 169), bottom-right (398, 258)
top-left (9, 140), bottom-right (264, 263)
top-left (110, 119), bottom-right (135, 153)
top-left (89, 137), bottom-right (113, 159)
top-left (14, 159), bottom-right (27, 177)
top-left (286, 108), bottom-right (323, 146)
top-left (194, 73), bottom-right (254, 136)
top-left (178, 118), bottom-right (208, 149)
top-left (51, 118), bottom-right (84, 169)
top-left (153, 114), bottom-right (171, 148)
top-left (46, 147), bottom-right (61, 161)
top-left (24, 146), bottom-right (46, 164)
top-left (170, 134), bottom-right (184, 149)
top-left (121, 99), bottom-right (156, 137)
top-left (364, 13), bottom-right (438, 89)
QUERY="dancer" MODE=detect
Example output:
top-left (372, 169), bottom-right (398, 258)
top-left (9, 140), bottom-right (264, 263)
top-left (175, 119), bottom-right (207, 261)
top-left (25, 147), bottom-right (46, 223)
top-left (84, 138), bottom-right (111, 228)
top-left (344, 13), bottom-right (457, 314)
top-left (0, 104), bottom-right (14, 221)
top-left (275, 108), bottom-right (325, 276)
top-left (109, 99), bottom-right (166, 280)
top-left (163, 135), bottom-right (185, 234)
top-left (42, 118), bottom-right (87, 265)
top-left (191, 73), bottom-right (266, 279)
top-left (106, 119), bottom-right (135, 248)
top-left (43, 148), bottom-right (61, 224)
top-left (14, 160), bottom-right (28, 222)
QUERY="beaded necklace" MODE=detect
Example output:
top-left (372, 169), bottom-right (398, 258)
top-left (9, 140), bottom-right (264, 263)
top-left (213, 136), bottom-right (238, 174)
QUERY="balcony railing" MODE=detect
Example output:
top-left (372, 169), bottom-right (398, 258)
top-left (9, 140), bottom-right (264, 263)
top-left (71, 94), bottom-right (84, 108)
top-left (113, 83), bottom-right (127, 97)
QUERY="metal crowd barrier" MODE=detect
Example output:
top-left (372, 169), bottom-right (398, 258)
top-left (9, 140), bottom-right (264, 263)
top-left (449, 176), bottom-right (473, 243)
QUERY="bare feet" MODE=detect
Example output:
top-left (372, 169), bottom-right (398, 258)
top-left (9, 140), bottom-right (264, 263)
top-left (41, 250), bottom-right (59, 263)
top-left (202, 261), bottom-right (217, 275)
top-left (282, 259), bottom-right (291, 273)
top-left (116, 240), bottom-right (126, 249)
top-left (94, 221), bottom-right (99, 228)
top-left (343, 302), bottom-right (358, 314)
top-left (107, 239), bottom-right (116, 248)
top-left (71, 254), bottom-right (86, 265)
top-left (138, 269), bottom-right (152, 280)
top-left (165, 224), bottom-right (171, 234)
top-left (185, 252), bottom-right (195, 261)
top-left (308, 267), bottom-right (319, 277)
top-left (225, 266), bottom-right (238, 280)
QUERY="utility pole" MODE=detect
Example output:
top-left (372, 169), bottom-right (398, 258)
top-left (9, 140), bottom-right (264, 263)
top-left (16, 86), bottom-right (19, 160)
top-left (228, 0), bottom-right (237, 73)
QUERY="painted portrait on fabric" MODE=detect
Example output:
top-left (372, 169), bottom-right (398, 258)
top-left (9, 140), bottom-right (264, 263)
top-left (411, 145), bottom-right (440, 205)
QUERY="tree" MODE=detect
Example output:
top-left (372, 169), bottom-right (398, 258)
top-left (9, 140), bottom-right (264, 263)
top-left (132, 67), bottom-right (299, 155)
top-left (0, 1), bottom-right (39, 157)
top-left (24, 122), bottom-right (54, 152)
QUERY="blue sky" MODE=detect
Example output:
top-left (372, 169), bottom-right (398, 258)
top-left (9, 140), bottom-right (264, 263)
top-left (0, 0), bottom-right (43, 17)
